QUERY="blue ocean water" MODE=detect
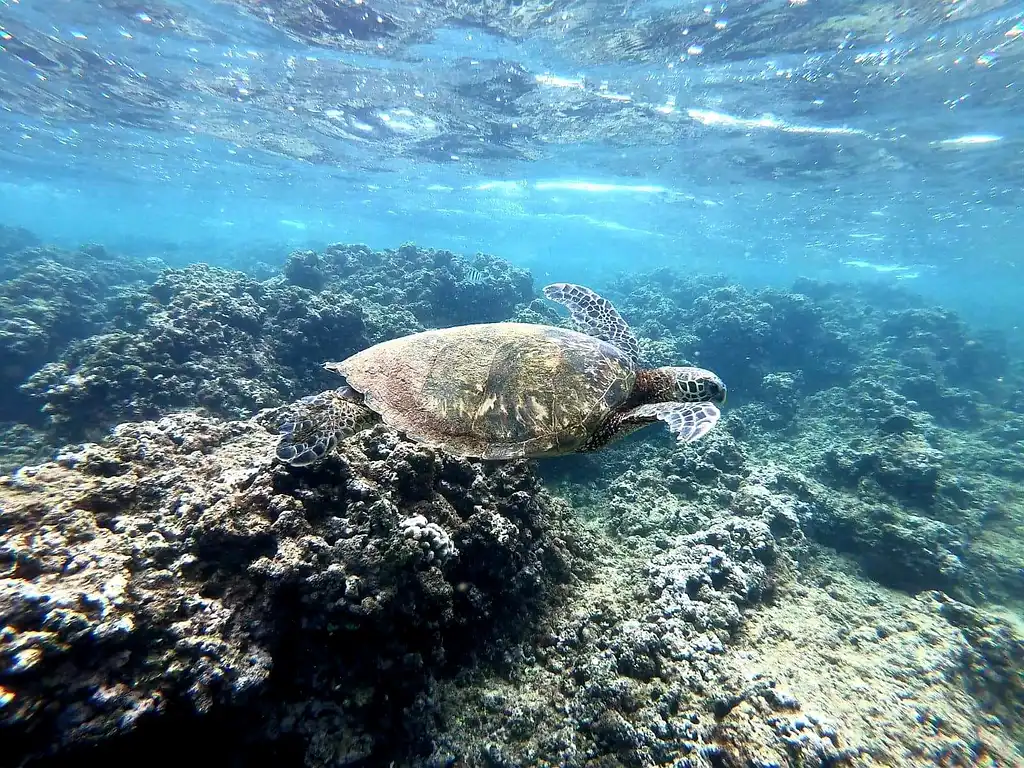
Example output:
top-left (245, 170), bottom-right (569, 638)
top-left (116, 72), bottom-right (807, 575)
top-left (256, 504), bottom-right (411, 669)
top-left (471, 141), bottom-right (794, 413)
top-left (2, 0), bottom-right (1024, 765)
top-left (1, 0), bottom-right (1021, 327)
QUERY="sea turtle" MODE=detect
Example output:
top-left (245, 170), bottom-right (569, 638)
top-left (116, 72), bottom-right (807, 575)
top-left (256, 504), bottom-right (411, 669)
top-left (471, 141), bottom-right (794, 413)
top-left (275, 282), bottom-right (726, 466)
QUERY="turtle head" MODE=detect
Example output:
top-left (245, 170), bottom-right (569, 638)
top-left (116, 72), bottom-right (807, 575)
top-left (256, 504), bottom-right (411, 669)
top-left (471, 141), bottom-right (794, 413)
top-left (659, 366), bottom-right (727, 405)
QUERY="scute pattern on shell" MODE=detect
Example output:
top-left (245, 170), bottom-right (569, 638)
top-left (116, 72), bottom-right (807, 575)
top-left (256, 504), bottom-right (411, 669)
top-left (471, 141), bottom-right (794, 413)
top-left (336, 322), bottom-right (637, 459)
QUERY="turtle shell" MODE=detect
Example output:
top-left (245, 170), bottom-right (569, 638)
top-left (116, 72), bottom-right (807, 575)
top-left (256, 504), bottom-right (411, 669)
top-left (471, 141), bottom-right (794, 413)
top-left (330, 322), bottom-right (636, 459)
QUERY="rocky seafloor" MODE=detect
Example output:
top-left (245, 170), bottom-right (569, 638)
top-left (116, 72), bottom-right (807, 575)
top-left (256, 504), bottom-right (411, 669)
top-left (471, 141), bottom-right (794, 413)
top-left (1, 226), bottom-right (1022, 767)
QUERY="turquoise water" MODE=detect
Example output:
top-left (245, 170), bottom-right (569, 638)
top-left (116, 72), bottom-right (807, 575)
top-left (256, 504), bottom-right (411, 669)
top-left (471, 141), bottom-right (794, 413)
top-left (2, 0), bottom-right (1021, 323)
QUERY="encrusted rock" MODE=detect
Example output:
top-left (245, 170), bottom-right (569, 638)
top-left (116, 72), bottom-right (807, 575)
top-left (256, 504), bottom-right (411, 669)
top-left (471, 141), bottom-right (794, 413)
top-left (0, 411), bottom-right (582, 765)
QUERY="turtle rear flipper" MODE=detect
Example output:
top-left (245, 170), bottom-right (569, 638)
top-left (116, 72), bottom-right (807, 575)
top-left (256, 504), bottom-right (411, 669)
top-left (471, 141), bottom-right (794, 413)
top-left (543, 283), bottom-right (642, 365)
top-left (275, 392), bottom-right (380, 466)
top-left (584, 401), bottom-right (721, 451)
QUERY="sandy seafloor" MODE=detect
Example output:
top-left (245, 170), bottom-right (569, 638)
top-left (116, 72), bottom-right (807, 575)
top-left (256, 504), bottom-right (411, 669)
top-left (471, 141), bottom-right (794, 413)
top-left (0, 228), bottom-right (1021, 767)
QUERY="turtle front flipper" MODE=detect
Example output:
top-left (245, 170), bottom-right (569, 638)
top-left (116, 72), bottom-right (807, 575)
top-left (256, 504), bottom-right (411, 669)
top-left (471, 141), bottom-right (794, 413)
top-left (583, 401), bottom-right (721, 452)
top-left (275, 391), bottom-right (380, 466)
top-left (543, 283), bottom-right (643, 364)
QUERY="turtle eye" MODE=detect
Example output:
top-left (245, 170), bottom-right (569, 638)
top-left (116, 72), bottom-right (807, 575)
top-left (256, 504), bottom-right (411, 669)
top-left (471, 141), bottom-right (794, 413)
top-left (706, 379), bottom-right (727, 403)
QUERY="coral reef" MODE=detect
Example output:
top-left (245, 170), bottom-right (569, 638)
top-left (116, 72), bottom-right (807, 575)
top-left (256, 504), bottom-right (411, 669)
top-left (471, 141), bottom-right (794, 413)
top-left (433, 446), bottom-right (1022, 767)
top-left (589, 269), bottom-right (1023, 605)
top-left (20, 265), bottom-right (360, 439)
top-left (0, 423), bottom-right (49, 477)
top-left (3, 407), bottom-right (1021, 766)
top-left (1, 237), bottom-right (1023, 767)
top-left (282, 242), bottom-right (534, 327)
top-left (739, 378), bottom-right (1017, 600)
top-left (612, 271), bottom-right (1013, 419)
top-left (0, 241), bottom-right (161, 424)
top-left (723, 551), bottom-right (1024, 765)
top-left (430, 508), bottom-right (798, 767)
top-left (609, 272), bottom-right (854, 399)
top-left (0, 411), bottom-right (584, 765)
top-left (0, 225), bottom-right (40, 257)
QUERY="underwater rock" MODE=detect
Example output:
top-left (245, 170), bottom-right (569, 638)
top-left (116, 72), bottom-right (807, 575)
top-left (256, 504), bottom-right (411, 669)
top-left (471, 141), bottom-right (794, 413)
top-left (880, 308), bottom-right (1009, 391)
top-left (645, 515), bottom-right (781, 640)
top-left (722, 552), bottom-right (1024, 766)
top-left (757, 371), bottom-right (801, 429)
top-left (426, 461), bottom-right (811, 767)
top-left (730, 370), bottom-right (1017, 600)
top-left (708, 694), bottom-right (860, 767)
top-left (1006, 388), bottom-right (1024, 413)
top-left (560, 427), bottom-right (751, 541)
top-left (612, 273), bottom-right (856, 401)
top-left (822, 433), bottom-right (944, 508)
top-left (976, 417), bottom-right (1024, 481)
top-left (0, 412), bottom-right (583, 765)
top-left (0, 225), bottom-right (40, 256)
top-left (0, 245), bottom-right (159, 424)
top-left (778, 465), bottom-right (971, 594)
top-left (0, 423), bottom-right (49, 476)
top-left (282, 242), bottom-right (534, 328)
top-left (901, 376), bottom-right (981, 427)
top-left (934, 592), bottom-right (1024, 742)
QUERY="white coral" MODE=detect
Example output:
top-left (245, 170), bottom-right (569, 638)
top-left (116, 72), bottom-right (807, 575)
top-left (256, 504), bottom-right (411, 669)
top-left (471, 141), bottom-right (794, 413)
top-left (400, 514), bottom-right (458, 564)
